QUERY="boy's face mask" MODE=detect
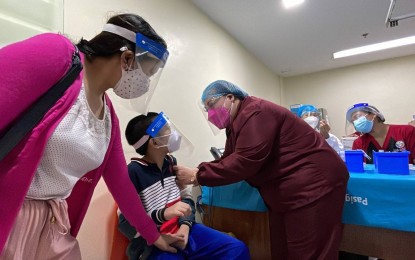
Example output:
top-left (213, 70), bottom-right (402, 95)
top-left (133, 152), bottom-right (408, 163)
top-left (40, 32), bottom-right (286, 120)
top-left (154, 130), bottom-right (182, 153)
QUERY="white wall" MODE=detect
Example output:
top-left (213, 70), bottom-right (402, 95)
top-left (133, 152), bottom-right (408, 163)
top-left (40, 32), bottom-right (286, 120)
top-left (283, 54), bottom-right (415, 139)
top-left (64, 0), bottom-right (280, 259)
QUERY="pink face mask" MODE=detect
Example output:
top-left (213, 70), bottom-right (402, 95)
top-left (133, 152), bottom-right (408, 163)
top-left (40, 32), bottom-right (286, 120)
top-left (208, 101), bottom-right (233, 129)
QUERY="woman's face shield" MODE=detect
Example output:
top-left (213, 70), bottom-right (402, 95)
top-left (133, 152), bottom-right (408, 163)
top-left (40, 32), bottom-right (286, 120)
top-left (117, 33), bottom-right (169, 115)
top-left (345, 103), bottom-right (378, 136)
top-left (198, 95), bottom-right (226, 136)
top-left (147, 112), bottom-right (194, 155)
top-left (345, 111), bottom-right (375, 136)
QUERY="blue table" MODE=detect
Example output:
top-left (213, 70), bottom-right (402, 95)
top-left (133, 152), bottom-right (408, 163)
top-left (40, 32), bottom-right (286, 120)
top-left (202, 164), bottom-right (415, 232)
top-left (343, 164), bottom-right (415, 232)
top-left (201, 165), bottom-right (415, 258)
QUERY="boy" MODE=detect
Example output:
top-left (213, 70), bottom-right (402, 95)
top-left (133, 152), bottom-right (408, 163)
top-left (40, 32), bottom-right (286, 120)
top-left (119, 112), bottom-right (250, 259)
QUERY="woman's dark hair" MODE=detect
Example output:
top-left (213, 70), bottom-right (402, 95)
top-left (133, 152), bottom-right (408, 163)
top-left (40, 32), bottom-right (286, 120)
top-left (125, 112), bottom-right (159, 156)
top-left (77, 13), bottom-right (166, 61)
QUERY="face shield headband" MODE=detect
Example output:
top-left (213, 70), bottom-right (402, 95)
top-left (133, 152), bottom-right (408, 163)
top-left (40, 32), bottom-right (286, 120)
top-left (346, 103), bottom-right (385, 123)
top-left (146, 112), bottom-right (170, 138)
top-left (102, 24), bottom-right (169, 65)
top-left (103, 24), bottom-right (170, 114)
top-left (345, 103), bottom-right (385, 136)
top-left (131, 112), bottom-right (172, 150)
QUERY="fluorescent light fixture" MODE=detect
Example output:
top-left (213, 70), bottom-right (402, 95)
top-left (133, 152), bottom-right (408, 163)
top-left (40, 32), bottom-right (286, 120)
top-left (333, 35), bottom-right (415, 59)
top-left (283, 0), bottom-right (304, 9)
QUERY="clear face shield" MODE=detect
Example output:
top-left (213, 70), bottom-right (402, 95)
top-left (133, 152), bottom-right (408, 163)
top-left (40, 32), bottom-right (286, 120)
top-left (104, 24), bottom-right (169, 115)
top-left (345, 103), bottom-right (379, 136)
top-left (301, 111), bottom-right (322, 130)
top-left (198, 95), bottom-right (229, 136)
top-left (146, 112), bottom-right (194, 155)
top-left (126, 34), bottom-right (169, 114)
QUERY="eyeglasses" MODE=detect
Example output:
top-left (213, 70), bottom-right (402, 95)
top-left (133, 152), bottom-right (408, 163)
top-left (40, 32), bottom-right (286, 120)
top-left (203, 96), bottom-right (223, 112)
top-left (301, 112), bottom-right (321, 119)
top-left (351, 112), bottom-right (368, 122)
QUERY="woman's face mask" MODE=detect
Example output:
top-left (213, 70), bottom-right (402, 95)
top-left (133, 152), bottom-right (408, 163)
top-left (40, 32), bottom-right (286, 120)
top-left (113, 60), bottom-right (150, 99)
top-left (207, 98), bottom-right (233, 129)
top-left (303, 116), bottom-right (319, 129)
top-left (353, 115), bottom-right (374, 133)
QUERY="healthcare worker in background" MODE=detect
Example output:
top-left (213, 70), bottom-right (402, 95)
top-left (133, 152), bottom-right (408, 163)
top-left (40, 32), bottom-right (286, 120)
top-left (175, 80), bottom-right (349, 260)
top-left (297, 104), bottom-right (344, 153)
top-left (346, 103), bottom-right (415, 164)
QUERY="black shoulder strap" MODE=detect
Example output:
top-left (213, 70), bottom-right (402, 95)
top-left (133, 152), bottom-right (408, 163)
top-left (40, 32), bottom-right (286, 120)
top-left (0, 46), bottom-right (83, 161)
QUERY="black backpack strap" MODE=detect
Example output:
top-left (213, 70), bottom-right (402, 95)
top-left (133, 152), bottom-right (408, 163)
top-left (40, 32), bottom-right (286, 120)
top-left (0, 46), bottom-right (83, 161)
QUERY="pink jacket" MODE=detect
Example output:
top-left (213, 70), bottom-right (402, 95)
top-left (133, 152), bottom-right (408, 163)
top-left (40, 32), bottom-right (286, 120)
top-left (0, 33), bottom-right (159, 252)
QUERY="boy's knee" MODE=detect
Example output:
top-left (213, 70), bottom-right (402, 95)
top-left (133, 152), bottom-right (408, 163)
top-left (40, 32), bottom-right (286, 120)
top-left (227, 239), bottom-right (250, 260)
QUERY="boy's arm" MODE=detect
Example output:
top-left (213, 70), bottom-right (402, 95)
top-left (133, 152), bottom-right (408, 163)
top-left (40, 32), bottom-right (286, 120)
top-left (179, 185), bottom-right (193, 200)
top-left (170, 155), bottom-right (196, 227)
top-left (179, 197), bottom-right (196, 227)
top-left (151, 208), bottom-right (167, 225)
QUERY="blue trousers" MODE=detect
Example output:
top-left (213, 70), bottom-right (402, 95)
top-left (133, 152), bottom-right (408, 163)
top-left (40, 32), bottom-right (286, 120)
top-left (149, 224), bottom-right (250, 260)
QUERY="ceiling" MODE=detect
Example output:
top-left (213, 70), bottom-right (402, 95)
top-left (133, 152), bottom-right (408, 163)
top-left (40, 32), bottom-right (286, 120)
top-left (191, 0), bottom-right (415, 77)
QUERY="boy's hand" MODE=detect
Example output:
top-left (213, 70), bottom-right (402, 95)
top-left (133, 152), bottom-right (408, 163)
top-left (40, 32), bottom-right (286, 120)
top-left (153, 233), bottom-right (184, 253)
top-left (171, 225), bottom-right (190, 250)
top-left (164, 202), bottom-right (191, 220)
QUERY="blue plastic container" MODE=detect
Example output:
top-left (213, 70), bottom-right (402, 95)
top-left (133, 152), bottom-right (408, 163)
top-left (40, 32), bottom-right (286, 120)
top-left (345, 150), bottom-right (364, 173)
top-left (373, 151), bottom-right (410, 175)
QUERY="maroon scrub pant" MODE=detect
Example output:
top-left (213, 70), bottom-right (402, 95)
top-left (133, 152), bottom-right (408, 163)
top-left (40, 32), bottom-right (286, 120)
top-left (269, 187), bottom-right (346, 260)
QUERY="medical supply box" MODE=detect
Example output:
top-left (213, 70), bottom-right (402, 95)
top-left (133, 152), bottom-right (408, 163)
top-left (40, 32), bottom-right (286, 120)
top-left (373, 151), bottom-right (410, 175)
top-left (344, 150), bottom-right (364, 173)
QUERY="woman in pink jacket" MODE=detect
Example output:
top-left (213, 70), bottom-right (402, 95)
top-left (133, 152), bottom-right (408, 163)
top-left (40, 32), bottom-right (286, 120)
top-left (0, 13), bottom-right (184, 259)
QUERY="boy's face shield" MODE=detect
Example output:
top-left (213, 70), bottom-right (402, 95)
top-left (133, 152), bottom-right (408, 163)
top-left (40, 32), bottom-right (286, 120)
top-left (147, 112), bottom-right (194, 155)
top-left (117, 33), bottom-right (169, 115)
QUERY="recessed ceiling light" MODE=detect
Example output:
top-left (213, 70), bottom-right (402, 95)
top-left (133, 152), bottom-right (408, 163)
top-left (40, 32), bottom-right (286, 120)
top-left (333, 35), bottom-right (415, 59)
top-left (282, 0), bottom-right (304, 9)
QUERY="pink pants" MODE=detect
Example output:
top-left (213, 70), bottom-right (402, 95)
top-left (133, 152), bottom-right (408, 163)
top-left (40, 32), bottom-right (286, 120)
top-left (0, 199), bottom-right (81, 260)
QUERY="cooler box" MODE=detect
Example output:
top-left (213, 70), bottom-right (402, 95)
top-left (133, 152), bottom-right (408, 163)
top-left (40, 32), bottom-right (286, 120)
top-left (345, 150), bottom-right (364, 173)
top-left (373, 151), bottom-right (410, 175)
